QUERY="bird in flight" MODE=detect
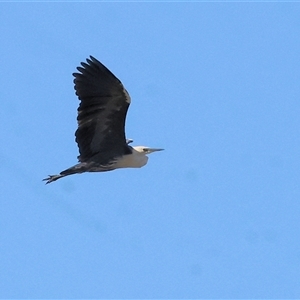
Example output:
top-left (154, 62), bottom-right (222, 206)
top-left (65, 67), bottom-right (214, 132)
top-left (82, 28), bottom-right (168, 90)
top-left (43, 56), bottom-right (163, 184)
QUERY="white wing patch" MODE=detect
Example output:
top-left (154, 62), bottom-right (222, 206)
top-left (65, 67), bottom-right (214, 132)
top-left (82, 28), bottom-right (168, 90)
top-left (123, 88), bottom-right (131, 104)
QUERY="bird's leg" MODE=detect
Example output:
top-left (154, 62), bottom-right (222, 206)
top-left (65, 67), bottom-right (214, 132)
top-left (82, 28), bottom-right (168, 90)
top-left (43, 174), bottom-right (66, 184)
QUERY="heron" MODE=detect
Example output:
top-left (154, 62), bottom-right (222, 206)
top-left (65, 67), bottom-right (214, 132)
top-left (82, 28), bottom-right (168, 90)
top-left (43, 56), bottom-right (163, 184)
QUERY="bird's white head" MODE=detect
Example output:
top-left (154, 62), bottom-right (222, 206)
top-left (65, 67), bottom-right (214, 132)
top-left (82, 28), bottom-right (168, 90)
top-left (133, 146), bottom-right (164, 155)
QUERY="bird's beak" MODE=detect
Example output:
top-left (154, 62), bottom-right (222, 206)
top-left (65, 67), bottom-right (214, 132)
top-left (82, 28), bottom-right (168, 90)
top-left (148, 148), bottom-right (164, 153)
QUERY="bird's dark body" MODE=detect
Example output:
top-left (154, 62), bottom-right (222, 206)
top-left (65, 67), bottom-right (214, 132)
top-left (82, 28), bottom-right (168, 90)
top-left (44, 56), bottom-right (133, 184)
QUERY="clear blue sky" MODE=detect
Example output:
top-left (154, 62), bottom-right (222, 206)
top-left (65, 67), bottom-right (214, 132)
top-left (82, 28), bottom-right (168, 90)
top-left (1, 2), bottom-right (300, 298)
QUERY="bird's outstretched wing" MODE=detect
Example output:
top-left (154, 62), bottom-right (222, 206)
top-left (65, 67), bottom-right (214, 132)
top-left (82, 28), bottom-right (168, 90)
top-left (73, 56), bottom-right (131, 163)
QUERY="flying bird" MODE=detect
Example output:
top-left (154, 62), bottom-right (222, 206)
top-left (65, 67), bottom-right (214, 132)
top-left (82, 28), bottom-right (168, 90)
top-left (43, 56), bottom-right (163, 184)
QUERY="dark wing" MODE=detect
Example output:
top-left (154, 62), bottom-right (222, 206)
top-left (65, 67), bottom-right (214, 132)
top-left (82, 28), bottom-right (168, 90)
top-left (73, 56), bottom-right (131, 163)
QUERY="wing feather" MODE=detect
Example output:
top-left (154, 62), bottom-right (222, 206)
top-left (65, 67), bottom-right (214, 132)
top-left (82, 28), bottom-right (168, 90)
top-left (73, 56), bottom-right (131, 163)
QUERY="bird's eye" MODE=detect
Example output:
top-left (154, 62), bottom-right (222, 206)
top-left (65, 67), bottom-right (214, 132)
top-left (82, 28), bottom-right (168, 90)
top-left (143, 148), bottom-right (148, 152)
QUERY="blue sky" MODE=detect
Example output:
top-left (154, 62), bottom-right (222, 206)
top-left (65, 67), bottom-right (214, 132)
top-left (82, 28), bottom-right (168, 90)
top-left (1, 2), bottom-right (300, 298)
